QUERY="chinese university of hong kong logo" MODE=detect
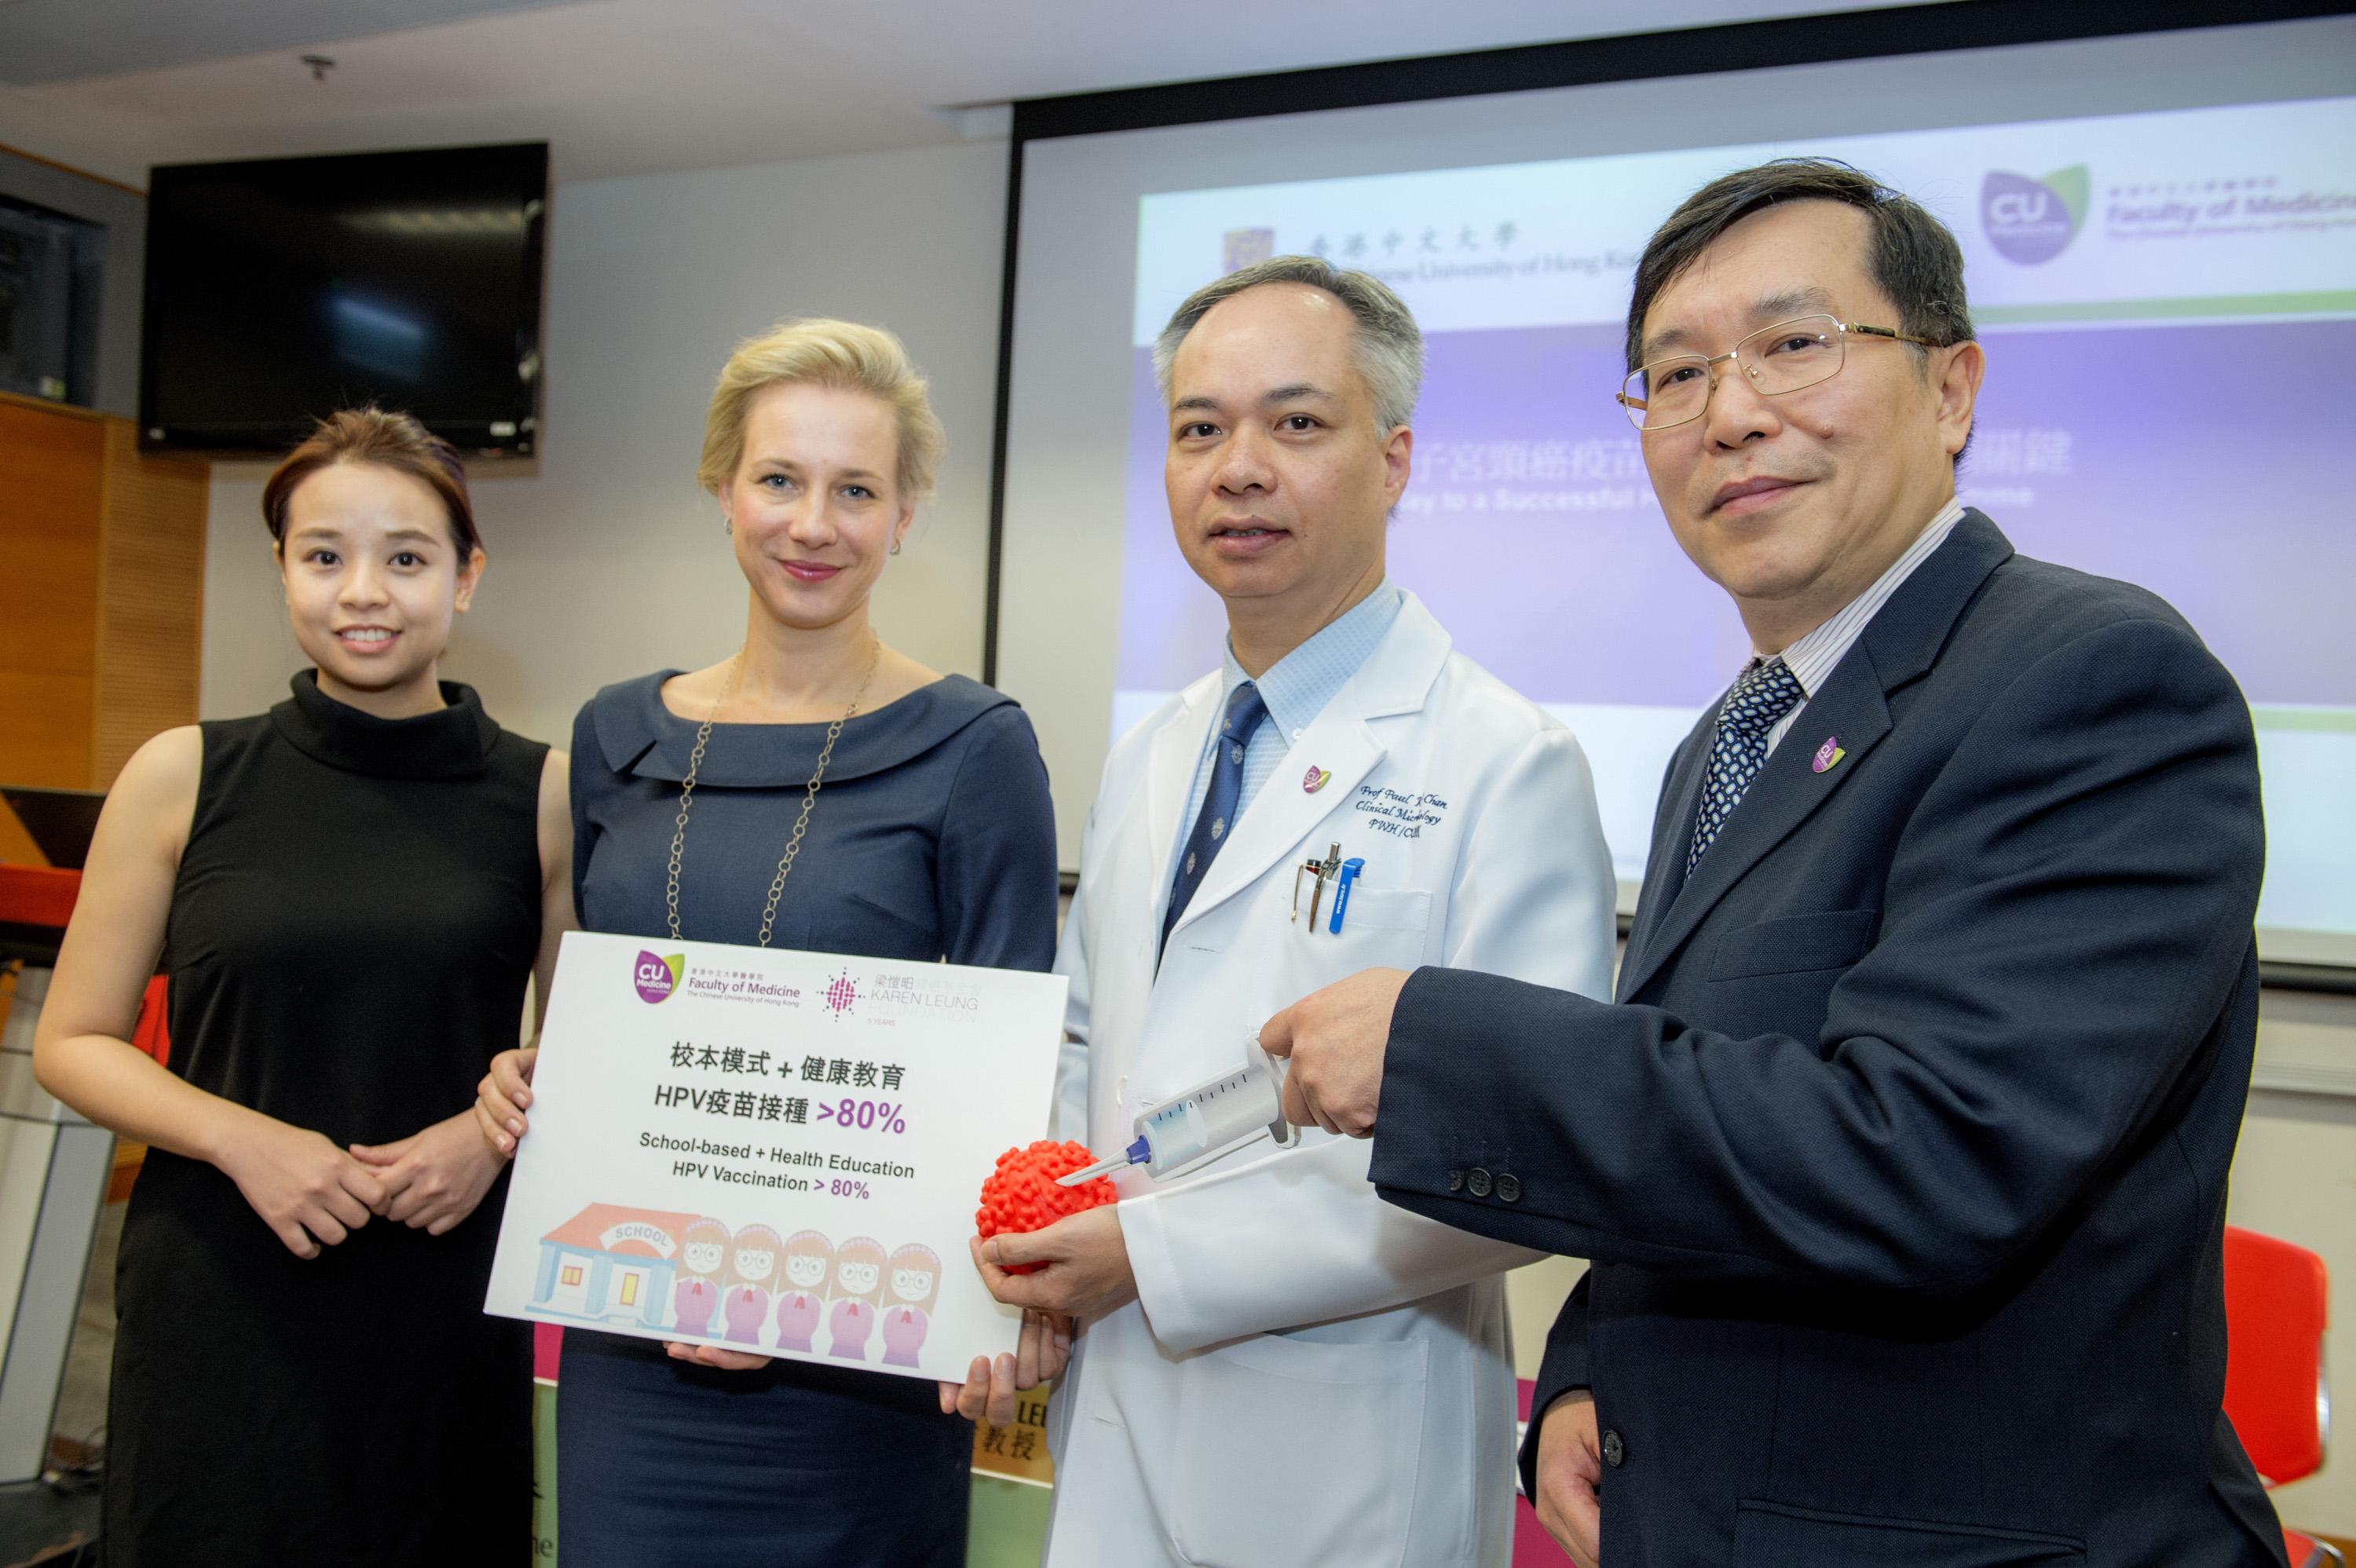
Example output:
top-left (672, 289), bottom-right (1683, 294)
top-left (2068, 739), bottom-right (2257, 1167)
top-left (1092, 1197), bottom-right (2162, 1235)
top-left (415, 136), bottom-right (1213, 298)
top-left (1224, 228), bottom-right (1275, 274)
top-left (1982, 165), bottom-right (2088, 265)
top-left (824, 970), bottom-right (858, 1018)
top-left (634, 951), bottom-right (684, 1004)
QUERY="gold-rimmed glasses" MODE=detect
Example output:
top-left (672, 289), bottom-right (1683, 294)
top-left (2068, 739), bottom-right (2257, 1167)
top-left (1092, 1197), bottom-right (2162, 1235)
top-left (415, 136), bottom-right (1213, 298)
top-left (1616, 314), bottom-right (1937, 433)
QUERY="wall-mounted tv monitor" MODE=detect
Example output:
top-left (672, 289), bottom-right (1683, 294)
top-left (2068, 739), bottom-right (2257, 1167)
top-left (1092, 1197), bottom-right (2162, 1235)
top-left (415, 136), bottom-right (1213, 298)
top-left (139, 141), bottom-right (547, 457)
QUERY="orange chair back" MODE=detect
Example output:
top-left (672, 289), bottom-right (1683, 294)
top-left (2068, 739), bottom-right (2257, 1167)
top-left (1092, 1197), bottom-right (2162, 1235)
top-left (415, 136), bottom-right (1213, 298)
top-left (2222, 1224), bottom-right (2329, 1486)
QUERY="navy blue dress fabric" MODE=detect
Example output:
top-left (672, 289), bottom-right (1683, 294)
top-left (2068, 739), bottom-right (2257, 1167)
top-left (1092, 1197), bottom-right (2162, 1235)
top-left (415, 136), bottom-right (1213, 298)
top-left (557, 671), bottom-right (1059, 1568)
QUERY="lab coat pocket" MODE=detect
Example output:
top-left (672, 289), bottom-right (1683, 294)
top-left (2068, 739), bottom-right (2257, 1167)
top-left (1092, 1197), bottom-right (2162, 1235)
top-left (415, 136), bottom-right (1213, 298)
top-left (1171, 1332), bottom-right (1429, 1568)
top-left (1337, 887), bottom-right (1429, 933)
top-left (1304, 886), bottom-right (1431, 976)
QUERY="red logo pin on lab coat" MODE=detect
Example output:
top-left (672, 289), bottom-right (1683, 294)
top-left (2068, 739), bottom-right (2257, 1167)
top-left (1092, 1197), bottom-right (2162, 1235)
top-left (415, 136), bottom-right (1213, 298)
top-left (1303, 766), bottom-right (1333, 794)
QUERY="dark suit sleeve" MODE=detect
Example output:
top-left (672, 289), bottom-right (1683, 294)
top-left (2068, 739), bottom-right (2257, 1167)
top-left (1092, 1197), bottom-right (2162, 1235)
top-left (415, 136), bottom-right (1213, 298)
top-left (1372, 615), bottom-right (2263, 1298)
top-left (1517, 1271), bottom-right (1593, 1501)
top-left (935, 704), bottom-right (1059, 973)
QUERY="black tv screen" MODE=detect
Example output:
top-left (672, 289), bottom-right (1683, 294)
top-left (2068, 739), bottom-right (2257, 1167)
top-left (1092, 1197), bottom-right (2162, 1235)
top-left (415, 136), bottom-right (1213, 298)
top-left (140, 142), bottom-right (547, 457)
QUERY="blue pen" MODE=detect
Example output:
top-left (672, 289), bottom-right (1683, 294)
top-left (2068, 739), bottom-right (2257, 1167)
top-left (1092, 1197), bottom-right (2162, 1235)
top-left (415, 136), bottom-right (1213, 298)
top-left (1327, 858), bottom-right (1365, 934)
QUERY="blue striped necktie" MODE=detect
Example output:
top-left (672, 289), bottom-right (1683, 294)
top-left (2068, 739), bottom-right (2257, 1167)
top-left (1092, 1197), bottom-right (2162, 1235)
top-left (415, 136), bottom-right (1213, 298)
top-left (1687, 660), bottom-right (1806, 875)
top-left (1162, 682), bottom-right (1269, 959)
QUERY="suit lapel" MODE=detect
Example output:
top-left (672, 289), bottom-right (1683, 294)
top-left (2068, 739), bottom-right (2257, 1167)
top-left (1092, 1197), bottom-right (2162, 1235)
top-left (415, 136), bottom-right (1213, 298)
top-left (1614, 511), bottom-right (2018, 1001)
top-left (1617, 715), bottom-right (1715, 1002)
top-left (1616, 659), bottom-right (1894, 1001)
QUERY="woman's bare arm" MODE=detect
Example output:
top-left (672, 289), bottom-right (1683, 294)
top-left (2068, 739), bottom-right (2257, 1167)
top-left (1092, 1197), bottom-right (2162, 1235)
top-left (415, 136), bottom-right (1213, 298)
top-left (472, 748), bottom-right (574, 1157)
top-left (32, 728), bottom-right (386, 1258)
top-left (530, 748), bottom-right (577, 1036)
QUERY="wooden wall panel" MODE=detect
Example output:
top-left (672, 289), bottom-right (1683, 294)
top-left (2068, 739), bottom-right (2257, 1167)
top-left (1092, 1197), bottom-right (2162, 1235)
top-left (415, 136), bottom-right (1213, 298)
top-left (0, 400), bottom-right (104, 788)
top-left (91, 420), bottom-right (208, 787)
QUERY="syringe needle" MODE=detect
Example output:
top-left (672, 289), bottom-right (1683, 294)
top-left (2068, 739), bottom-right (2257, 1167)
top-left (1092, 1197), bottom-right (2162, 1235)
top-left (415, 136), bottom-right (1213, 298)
top-left (1055, 1135), bottom-right (1151, 1186)
top-left (1054, 1156), bottom-right (1129, 1187)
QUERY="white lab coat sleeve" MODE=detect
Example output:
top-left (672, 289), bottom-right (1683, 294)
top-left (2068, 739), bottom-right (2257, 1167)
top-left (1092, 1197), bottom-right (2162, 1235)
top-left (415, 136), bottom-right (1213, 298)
top-left (1121, 722), bottom-right (1616, 1351)
top-left (1444, 724), bottom-right (1617, 1005)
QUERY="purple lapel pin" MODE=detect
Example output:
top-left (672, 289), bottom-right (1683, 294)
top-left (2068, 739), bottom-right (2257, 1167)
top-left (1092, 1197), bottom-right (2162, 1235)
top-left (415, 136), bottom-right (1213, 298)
top-left (1812, 736), bottom-right (1847, 773)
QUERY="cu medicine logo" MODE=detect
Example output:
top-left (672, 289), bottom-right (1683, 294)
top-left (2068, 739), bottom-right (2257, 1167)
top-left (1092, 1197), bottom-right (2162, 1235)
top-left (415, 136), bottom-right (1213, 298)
top-left (1982, 165), bottom-right (2088, 265)
top-left (634, 951), bottom-right (684, 1004)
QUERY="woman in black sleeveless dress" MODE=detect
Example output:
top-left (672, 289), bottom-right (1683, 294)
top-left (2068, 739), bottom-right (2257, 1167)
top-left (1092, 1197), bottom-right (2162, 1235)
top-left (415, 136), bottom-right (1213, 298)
top-left (34, 410), bottom-right (574, 1566)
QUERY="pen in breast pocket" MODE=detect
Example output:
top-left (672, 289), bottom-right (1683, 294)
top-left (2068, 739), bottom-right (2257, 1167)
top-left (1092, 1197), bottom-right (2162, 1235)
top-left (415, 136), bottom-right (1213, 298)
top-left (1305, 842), bottom-right (1341, 930)
top-left (1327, 858), bottom-right (1365, 934)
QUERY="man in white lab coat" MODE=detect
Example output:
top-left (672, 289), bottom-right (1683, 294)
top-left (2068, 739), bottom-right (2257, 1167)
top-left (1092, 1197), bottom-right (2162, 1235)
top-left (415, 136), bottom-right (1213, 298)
top-left (972, 255), bottom-right (1616, 1568)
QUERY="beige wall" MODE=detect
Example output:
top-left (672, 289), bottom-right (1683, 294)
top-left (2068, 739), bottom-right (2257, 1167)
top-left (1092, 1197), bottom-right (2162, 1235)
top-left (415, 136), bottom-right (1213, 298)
top-left (199, 137), bottom-right (1008, 746)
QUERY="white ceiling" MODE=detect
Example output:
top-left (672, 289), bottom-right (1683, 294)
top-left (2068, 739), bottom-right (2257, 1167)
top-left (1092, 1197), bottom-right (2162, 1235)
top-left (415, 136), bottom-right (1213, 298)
top-left (0, 0), bottom-right (1947, 191)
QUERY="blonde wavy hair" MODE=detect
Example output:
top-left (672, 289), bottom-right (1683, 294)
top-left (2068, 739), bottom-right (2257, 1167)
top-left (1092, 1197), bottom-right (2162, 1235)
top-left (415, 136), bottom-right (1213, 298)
top-left (697, 318), bottom-right (946, 503)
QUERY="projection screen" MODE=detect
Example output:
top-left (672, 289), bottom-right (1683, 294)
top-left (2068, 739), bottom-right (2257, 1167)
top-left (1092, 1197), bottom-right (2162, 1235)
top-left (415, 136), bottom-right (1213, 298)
top-left (992, 11), bottom-right (2356, 967)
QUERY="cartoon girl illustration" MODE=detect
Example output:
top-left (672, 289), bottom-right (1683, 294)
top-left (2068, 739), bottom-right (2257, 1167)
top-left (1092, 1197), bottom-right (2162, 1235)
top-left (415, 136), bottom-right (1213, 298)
top-left (773, 1230), bottom-right (833, 1354)
top-left (878, 1243), bottom-right (942, 1369)
top-left (671, 1218), bottom-right (729, 1338)
top-left (824, 1237), bottom-right (886, 1361)
top-left (720, 1223), bottom-right (783, 1346)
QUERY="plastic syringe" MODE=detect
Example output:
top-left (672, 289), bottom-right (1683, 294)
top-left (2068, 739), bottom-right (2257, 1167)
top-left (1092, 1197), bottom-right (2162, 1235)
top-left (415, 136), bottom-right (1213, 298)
top-left (1056, 1033), bottom-right (1300, 1186)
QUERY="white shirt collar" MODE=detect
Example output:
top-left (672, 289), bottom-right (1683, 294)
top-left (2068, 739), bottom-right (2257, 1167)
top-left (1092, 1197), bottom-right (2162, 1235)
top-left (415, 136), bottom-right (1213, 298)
top-left (1763, 497), bottom-right (1966, 697)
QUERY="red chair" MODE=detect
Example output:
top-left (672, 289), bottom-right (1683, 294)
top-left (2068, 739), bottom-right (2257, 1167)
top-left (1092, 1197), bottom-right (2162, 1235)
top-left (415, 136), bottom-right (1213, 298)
top-left (2222, 1225), bottom-right (2339, 1568)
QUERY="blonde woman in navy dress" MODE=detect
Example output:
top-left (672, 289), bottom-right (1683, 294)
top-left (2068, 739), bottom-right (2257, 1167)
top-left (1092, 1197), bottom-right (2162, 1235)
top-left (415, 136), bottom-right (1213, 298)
top-left (475, 320), bottom-right (1059, 1566)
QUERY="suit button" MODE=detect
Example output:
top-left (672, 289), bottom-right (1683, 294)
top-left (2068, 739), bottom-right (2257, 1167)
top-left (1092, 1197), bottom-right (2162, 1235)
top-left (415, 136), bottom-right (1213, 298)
top-left (1466, 1168), bottom-right (1493, 1198)
top-left (1601, 1429), bottom-right (1625, 1468)
top-left (1447, 1170), bottom-right (1465, 1193)
top-left (1496, 1173), bottom-right (1521, 1203)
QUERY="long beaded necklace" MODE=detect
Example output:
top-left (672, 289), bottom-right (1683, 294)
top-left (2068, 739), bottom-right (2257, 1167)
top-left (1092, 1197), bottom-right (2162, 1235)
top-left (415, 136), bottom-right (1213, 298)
top-left (664, 637), bottom-right (880, 947)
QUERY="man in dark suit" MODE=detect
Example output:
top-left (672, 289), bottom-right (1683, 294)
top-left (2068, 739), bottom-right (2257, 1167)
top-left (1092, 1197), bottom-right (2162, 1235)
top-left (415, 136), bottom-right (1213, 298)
top-left (1263, 159), bottom-right (2279, 1566)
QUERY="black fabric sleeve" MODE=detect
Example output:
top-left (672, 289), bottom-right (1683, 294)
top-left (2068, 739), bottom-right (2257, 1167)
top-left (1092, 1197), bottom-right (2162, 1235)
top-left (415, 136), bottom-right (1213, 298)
top-left (1517, 1271), bottom-right (1593, 1502)
top-left (1370, 614), bottom-right (2263, 1299)
top-left (933, 704), bottom-right (1059, 973)
top-left (567, 698), bottom-right (601, 929)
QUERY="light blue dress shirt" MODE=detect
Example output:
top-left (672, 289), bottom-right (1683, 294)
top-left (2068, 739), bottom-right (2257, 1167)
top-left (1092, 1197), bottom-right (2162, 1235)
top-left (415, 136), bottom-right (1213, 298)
top-left (1165, 580), bottom-right (1405, 901)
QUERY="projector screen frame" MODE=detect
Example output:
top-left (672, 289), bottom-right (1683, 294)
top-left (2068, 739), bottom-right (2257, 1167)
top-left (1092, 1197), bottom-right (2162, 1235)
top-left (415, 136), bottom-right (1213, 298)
top-left (979, 0), bottom-right (2356, 987)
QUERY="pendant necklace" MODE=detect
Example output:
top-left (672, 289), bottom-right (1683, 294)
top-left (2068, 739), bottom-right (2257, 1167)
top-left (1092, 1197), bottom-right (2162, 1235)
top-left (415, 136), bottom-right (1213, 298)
top-left (664, 637), bottom-right (880, 946)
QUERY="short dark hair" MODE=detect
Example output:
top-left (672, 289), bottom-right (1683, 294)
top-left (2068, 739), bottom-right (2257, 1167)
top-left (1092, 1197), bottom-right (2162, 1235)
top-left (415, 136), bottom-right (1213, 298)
top-left (262, 406), bottom-right (482, 557)
top-left (1625, 158), bottom-right (1973, 373)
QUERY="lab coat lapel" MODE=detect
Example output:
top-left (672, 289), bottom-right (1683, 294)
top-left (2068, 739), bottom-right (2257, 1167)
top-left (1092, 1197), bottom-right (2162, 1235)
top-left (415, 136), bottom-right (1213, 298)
top-left (1142, 678), bottom-right (1221, 929)
top-left (1171, 716), bottom-right (1383, 946)
top-left (1164, 595), bottom-right (1450, 948)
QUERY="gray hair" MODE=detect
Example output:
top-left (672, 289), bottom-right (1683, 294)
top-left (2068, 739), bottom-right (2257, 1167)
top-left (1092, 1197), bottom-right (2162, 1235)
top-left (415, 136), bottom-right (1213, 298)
top-left (1152, 255), bottom-right (1423, 436)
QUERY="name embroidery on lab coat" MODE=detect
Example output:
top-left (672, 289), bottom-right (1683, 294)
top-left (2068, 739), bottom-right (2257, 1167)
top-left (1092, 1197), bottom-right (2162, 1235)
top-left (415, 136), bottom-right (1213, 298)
top-left (1354, 786), bottom-right (1451, 839)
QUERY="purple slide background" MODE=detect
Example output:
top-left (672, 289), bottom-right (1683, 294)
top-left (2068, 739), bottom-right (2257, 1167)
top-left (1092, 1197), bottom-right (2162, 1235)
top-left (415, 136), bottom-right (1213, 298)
top-left (1116, 318), bottom-right (2356, 709)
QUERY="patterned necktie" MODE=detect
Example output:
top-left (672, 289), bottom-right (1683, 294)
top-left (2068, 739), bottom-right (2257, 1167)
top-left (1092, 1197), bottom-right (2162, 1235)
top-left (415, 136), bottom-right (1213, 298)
top-left (1162, 682), bottom-right (1270, 958)
top-left (1686, 660), bottom-right (1807, 875)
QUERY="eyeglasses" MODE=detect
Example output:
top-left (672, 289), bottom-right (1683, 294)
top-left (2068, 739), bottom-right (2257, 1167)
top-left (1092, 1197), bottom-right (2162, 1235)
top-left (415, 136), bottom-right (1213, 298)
top-left (1616, 314), bottom-right (1937, 433)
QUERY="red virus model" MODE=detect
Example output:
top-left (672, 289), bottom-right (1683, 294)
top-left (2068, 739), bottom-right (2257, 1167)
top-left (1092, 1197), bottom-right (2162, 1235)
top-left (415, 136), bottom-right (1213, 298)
top-left (975, 1141), bottom-right (1117, 1274)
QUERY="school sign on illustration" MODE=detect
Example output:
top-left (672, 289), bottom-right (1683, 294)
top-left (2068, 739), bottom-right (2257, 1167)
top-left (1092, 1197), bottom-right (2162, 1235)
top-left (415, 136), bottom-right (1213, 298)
top-left (532, 1203), bottom-right (703, 1329)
